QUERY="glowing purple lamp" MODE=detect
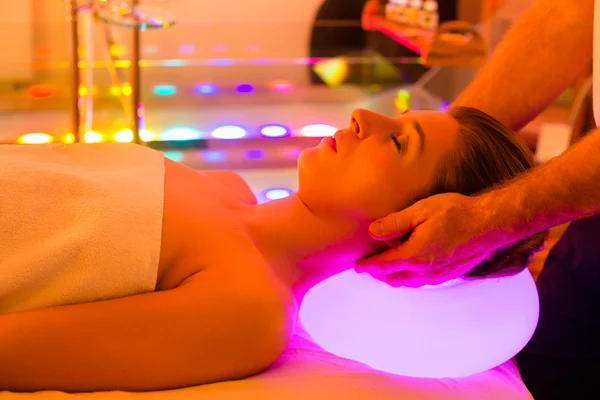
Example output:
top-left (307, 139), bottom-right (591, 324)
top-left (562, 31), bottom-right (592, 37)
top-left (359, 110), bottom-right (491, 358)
top-left (299, 269), bottom-right (539, 378)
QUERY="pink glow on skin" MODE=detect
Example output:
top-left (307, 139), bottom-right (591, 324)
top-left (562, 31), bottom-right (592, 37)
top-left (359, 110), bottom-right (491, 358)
top-left (282, 147), bottom-right (303, 158)
top-left (299, 268), bottom-right (539, 378)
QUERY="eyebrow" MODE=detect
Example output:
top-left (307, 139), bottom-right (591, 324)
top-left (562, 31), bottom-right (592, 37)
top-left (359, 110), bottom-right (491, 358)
top-left (412, 120), bottom-right (425, 154)
top-left (401, 110), bottom-right (425, 153)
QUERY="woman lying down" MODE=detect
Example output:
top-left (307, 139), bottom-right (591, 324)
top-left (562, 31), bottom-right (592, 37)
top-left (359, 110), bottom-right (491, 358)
top-left (0, 106), bottom-right (546, 393)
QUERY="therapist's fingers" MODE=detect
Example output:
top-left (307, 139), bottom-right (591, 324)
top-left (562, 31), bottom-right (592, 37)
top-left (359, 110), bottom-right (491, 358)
top-left (385, 272), bottom-right (430, 288)
top-left (367, 269), bottom-right (441, 288)
top-left (355, 245), bottom-right (428, 273)
top-left (382, 269), bottom-right (455, 288)
top-left (368, 206), bottom-right (424, 241)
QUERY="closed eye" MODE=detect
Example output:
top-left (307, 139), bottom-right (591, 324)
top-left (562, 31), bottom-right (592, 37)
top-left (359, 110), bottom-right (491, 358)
top-left (392, 136), bottom-right (403, 152)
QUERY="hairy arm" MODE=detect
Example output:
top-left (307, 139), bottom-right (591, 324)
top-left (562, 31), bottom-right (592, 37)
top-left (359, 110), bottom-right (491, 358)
top-left (482, 127), bottom-right (600, 241)
top-left (0, 274), bottom-right (289, 393)
top-left (453, 0), bottom-right (594, 131)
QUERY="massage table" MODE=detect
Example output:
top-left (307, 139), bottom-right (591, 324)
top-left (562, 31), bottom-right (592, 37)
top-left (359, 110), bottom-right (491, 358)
top-left (1, 327), bottom-right (533, 400)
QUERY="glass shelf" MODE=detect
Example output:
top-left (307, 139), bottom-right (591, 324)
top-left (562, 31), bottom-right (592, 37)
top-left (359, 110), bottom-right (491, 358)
top-left (94, 0), bottom-right (175, 29)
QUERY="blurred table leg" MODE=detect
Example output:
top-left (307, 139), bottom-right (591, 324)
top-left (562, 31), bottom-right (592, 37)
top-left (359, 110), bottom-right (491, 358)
top-left (68, 0), bottom-right (81, 143)
top-left (131, 0), bottom-right (142, 145)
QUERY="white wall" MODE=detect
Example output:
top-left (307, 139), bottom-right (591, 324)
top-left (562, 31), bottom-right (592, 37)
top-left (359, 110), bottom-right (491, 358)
top-left (138, 0), bottom-right (325, 86)
top-left (0, 0), bottom-right (328, 87)
top-left (0, 0), bottom-right (34, 82)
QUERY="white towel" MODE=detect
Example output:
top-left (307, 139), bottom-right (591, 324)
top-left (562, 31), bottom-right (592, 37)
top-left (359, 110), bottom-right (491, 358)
top-left (0, 142), bottom-right (164, 314)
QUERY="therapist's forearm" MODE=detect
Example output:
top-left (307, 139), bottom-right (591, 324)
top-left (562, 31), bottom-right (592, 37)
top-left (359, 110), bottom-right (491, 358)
top-left (453, 0), bottom-right (594, 131)
top-left (482, 128), bottom-right (600, 241)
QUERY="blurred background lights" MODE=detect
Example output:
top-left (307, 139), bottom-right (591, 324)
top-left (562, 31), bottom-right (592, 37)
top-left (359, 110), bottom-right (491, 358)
top-left (110, 85), bottom-right (122, 96)
top-left (251, 58), bottom-right (273, 65)
top-left (268, 80), bottom-right (295, 93)
top-left (62, 133), bottom-right (75, 144)
top-left (312, 58), bottom-right (349, 87)
top-left (300, 124), bottom-right (337, 137)
top-left (210, 59), bottom-right (233, 66)
top-left (178, 44), bottom-right (196, 54)
top-left (122, 84), bottom-right (133, 96)
top-left (259, 124), bottom-right (290, 138)
top-left (18, 132), bottom-right (54, 145)
top-left (163, 151), bottom-right (185, 162)
top-left (202, 149), bottom-right (226, 162)
top-left (236, 83), bottom-right (254, 93)
top-left (27, 84), bottom-right (57, 99)
top-left (113, 129), bottom-right (155, 143)
top-left (245, 149), bottom-right (265, 160)
top-left (195, 83), bottom-right (218, 95)
top-left (264, 188), bottom-right (293, 200)
top-left (109, 44), bottom-right (127, 57)
top-left (161, 127), bottom-right (203, 141)
top-left (84, 131), bottom-right (103, 143)
top-left (114, 129), bottom-right (134, 143)
top-left (78, 85), bottom-right (98, 97)
top-left (153, 85), bottom-right (177, 96)
top-left (140, 129), bottom-right (155, 142)
top-left (211, 125), bottom-right (247, 139)
top-left (163, 60), bottom-right (186, 67)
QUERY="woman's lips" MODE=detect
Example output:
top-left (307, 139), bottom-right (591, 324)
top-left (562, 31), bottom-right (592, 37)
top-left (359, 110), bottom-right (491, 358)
top-left (322, 136), bottom-right (337, 152)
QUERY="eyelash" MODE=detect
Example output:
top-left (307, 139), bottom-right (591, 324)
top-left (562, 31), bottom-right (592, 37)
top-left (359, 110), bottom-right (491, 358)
top-left (391, 136), bottom-right (403, 151)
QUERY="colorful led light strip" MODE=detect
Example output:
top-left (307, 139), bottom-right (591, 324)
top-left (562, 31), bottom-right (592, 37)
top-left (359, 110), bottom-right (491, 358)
top-left (23, 56), bottom-right (422, 71)
top-left (15, 123), bottom-right (336, 146)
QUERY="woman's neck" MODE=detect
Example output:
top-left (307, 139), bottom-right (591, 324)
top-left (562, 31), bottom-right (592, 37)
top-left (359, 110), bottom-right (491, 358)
top-left (238, 194), bottom-right (383, 303)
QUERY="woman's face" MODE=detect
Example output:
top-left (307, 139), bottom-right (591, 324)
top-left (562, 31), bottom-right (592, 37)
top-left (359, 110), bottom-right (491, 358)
top-left (297, 109), bottom-right (461, 220)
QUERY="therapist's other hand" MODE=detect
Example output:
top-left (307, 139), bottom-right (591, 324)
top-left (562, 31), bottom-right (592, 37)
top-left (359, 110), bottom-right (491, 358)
top-left (355, 193), bottom-right (506, 288)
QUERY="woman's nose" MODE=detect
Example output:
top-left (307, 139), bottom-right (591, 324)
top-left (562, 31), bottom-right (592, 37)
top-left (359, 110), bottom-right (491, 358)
top-left (351, 108), bottom-right (387, 139)
top-left (350, 109), bottom-right (368, 139)
top-left (351, 116), bottom-right (362, 138)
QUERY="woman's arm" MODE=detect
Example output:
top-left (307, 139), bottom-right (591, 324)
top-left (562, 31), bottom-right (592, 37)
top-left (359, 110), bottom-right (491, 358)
top-left (454, 0), bottom-right (594, 131)
top-left (0, 273), bottom-right (290, 393)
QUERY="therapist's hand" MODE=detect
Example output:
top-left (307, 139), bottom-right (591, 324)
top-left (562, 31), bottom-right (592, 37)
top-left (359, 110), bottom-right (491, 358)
top-left (355, 193), bottom-right (509, 288)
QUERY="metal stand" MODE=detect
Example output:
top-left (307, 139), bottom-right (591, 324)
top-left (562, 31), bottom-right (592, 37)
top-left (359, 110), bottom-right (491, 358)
top-left (131, 0), bottom-right (142, 144)
top-left (67, 0), bottom-right (174, 144)
top-left (67, 0), bottom-right (82, 143)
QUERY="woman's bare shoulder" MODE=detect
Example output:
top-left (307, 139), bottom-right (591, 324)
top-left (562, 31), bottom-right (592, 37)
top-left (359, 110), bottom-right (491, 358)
top-left (204, 170), bottom-right (258, 205)
top-left (162, 159), bottom-right (256, 205)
